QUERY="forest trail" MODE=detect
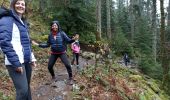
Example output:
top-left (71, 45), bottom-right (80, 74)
top-left (31, 56), bottom-right (94, 100)
top-left (1, 51), bottom-right (169, 99)
top-left (31, 53), bottom-right (136, 100)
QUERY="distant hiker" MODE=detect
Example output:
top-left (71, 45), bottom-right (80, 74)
top-left (10, 0), bottom-right (13, 3)
top-left (0, 0), bottom-right (36, 100)
top-left (71, 33), bottom-right (80, 71)
top-left (123, 53), bottom-right (130, 66)
top-left (35, 20), bottom-right (75, 85)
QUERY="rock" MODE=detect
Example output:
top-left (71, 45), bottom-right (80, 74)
top-left (129, 75), bottom-right (142, 82)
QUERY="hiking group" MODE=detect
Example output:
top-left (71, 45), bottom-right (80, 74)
top-left (0, 0), bottom-right (80, 100)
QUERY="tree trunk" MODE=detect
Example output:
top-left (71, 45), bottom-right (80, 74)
top-left (96, 0), bottom-right (102, 41)
top-left (106, 0), bottom-right (111, 40)
top-left (151, 0), bottom-right (157, 62)
top-left (160, 0), bottom-right (169, 88)
top-left (168, 0), bottom-right (170, 26)
top-left (146, 0), bottom-right (151, 23)
top-left (129, 0), bottom-right (135, 43)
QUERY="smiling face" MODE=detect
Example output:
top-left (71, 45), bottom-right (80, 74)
top-left (75, 34), bottom-right (79, 40)
top-left (14, 0), bottom-right (25, 16)
top-left (51, 23), bottom-right (58, 32)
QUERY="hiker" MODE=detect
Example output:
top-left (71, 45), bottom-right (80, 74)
top-left (71, 33), bottom-right (81, 71)
top-left (35, 20), bottom-right (75, 84)
top-left (123, 53), bottom-right (130, 66)
top-left (10, 0), bottom-right (13, 3)
top-left (0, 0), bottom-right (36, 100)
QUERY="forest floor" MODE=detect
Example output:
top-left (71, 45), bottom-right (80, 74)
top-left (31, 52), bottom-right (134, 100)
top-left (2, 50), bottom-right (168, 100)
top-left (0, 51), bottom-right (133, 100)
top-left (31, 55), bottom-right (94, 100)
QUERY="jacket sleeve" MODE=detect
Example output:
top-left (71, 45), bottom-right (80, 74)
top-left (0, 17), bottom-right (22, 67)
top-left (31, 52), bottom-right (36, 62)
top-left (62, 32), bottom-right (74, 43)
top-left (39, 35), bottom-right (51, 48)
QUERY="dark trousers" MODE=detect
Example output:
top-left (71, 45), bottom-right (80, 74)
top-left (71, 53), bottom-right (79, 65)
top-left (124, 59), bottom-right (129, 66)
top-left (6, 63), bottom-right (32, 100)
top-left (48, 53), bottom-right (72, 78)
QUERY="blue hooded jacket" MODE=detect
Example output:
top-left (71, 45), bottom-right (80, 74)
top-left (0, 9), bottom-right (32, 67)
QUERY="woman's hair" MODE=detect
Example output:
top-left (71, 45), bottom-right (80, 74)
top-left (10, 0), bottom-right (27, 19)
top-left (50, 21), bottom-right (60, 31)
top-left (74, 32), bottom-right (79, 35)
top-left (10, 0), bottom-right (25, 9)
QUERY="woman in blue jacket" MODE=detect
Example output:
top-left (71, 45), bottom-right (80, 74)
top-left (0, 0), bottom-right (36, 100)
top-left (36, 21), bottom-right (75, 84)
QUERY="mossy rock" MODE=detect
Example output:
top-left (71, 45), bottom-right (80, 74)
top-left (147, 81), bottom-right (160, 94)
top-left (129, 75), bottom-right (142, 82)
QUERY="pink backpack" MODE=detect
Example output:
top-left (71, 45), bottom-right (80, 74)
top-left (71, 42), bottom-right (80, 53)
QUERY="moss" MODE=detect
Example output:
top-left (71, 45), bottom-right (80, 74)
top-left (139, 92), bottom-right (147, 100)
top-left (147, 81), bottom-right (160, 94)
top-left (129, 75), bottom-right (142, 82)
top-left (0, 92), bottom-right (13, 100)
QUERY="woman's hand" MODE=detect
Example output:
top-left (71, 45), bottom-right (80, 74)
top-left (31, 61), bottom-right (37, 67)
top-left (32, 40), bottom-right (39, 46)
top-left (72, 36), bottom-right (77, 40)
top-left (15, 67), bottom-right (23, 74)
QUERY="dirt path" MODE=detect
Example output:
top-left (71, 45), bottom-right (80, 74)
top-left (31, 56), bottom-right (92, 100)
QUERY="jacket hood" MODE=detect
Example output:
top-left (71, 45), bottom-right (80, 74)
top-left (0, 7), bottom-right (11, 18)
top-left (0, 7), bottom-right (22, 24)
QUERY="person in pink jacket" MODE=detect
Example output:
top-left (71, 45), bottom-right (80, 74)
top-left (71, 33), bottom-right (80, 70)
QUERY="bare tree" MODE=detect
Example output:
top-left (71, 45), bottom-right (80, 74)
top-left (151, 0), bottom-right (157, 62)
top-left (96, 0), bottom-right (102, 41)
top-left (160, 0), bottom-right (169, 88)
top-left (129, 0), bottom-right (135, 43)
top-left (106, 0), bottom-right (111, 39)
top-left (168, 0), bottom-right (170, 26)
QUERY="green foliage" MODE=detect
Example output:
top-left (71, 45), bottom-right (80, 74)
top-left (0, 92), bottom-right (13, 100)
top-left (134, 18), bottom-right (152, 55)
top-left (114, 7), bottom-right (131, 37)
top-left (112, 26), bottom-right (133, 56)
top-left (166, 73), bottom-right (170, 95)
top-left (80, 32), bottom-right (96, 43)
top-left (0, 0), bottom-right (10, 8)
top-left (37, 0), bottom-right (96, 37)
top-left (77, 60), bottom-right (170, 99)
top-left (138, 55), bottom-right (163, 80)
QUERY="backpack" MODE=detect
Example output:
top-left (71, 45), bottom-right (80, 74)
top-left (0, 6), bottom-right (10, 19)
top-left (71, 41), bottom-right (80, 53)
top-left (0, 7), bottom-right (10, 55)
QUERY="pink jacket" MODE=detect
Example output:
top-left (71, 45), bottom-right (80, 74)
top-left (71, 41), bottom-right (80, 53)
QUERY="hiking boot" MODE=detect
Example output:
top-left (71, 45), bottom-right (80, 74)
top-left (76, 65), bottom-right (80, 72)
top-left (52, 76), bottom-right (57, 82)
top-left (68, 78), bottom-right (74, 85)
top-left (52, 76), bottom-right (55, 79)
top-left (71, 65), bottom-right (73, 68)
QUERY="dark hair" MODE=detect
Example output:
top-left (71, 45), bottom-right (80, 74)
top-left (50, 21), bottom-right (59, 26)
top-left (74, 32), bottom-right (79, 36)
top-left (50, 20), bottom-right (60, 31)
